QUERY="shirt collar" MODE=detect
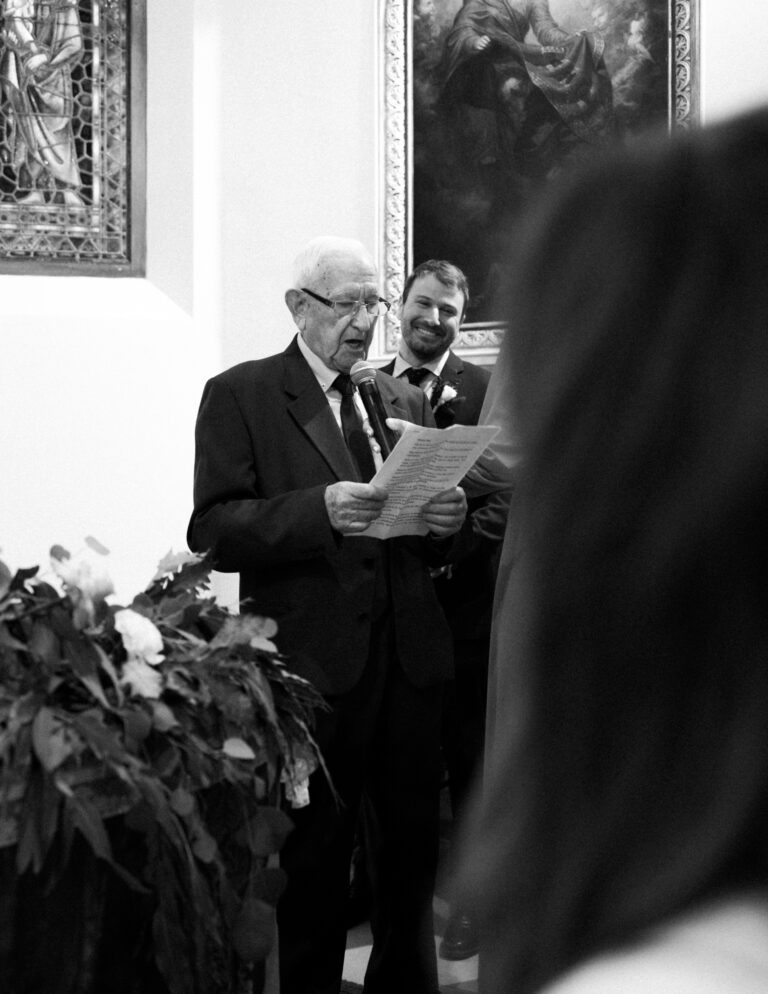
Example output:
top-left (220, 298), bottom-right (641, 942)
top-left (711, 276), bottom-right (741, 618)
top-left (392, 349), bottom-right (451, 380)
top-left (297, 333), bottom-right (341, 393)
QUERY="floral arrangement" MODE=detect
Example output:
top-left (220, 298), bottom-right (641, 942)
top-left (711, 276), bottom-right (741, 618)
top-left (0, 539), bottom-right (326, 994)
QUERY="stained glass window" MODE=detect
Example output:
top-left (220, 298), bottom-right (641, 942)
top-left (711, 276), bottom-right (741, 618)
top-left (0, 0), bottom-right (144, 274)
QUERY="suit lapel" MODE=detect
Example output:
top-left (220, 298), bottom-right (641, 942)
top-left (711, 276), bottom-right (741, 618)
top-left (282, 339), bottom-right (358, 482)
top-left (376, 374), bottom-right (413, 422)
top-left (441, 350), bottom-right (463, 386)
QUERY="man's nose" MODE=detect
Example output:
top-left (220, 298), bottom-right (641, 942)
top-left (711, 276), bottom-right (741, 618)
top-left (350, 302), bottom-right (374, 329)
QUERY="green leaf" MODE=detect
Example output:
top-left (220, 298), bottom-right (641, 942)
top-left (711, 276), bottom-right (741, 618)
top-left (31, 707), bottom-right (72, 771)
top-left (169, 787), bottom-right (195, 817)
top-left (138, 777), bottom-right (182, 838)
top-left (10, 565), bottom-right (39, 591)
top-left (122, 706), bottom-right (152, 745)
top-left (63, 634), bottom-right (99, 678)
top-left (245, 669), bottom-right (279, 729)
top-left (191, 828), bottom-right (218, 863)
top-left (130, 592), bottom-right (155, 617)
top-left (94, 644), bottom-right (123, 704)
top-left (232, 897), bottom-right (275, 963)
top-left (0, 559), bottom-right (11, 598)
top-left (15, 797), bottom-right (42, 874)
top-left (151, 700), bottom-right (179, 732)
top-left (66, 793), bottom-right (113, 862)
top-left (14, 768), bottom-right (62, 874)
top-left (248, 806), bottom-right (294, 857)
top-left (152, 549), bottom-right (205, 582)
top-left (28, 620), bottom-right (60, 665)
top-left (0, 622), bottom-right (26, 651)
top-left (124, 798), bottom-right (155, 833)
top-left (71, 711), bottom-right (128, 763)
top-left (158, 591), bottom-right (196, 625)
top-left (64, 636), bottom-right (111, 708)
top-left (250, 865), bottom-right (288, 905)
top-left (48, 602), bottom-right (78, 640)
top-left (223, 737), bottom-right (256, 760)
top-left (146, 556), bottom-right (213, 601)
top-left (84, 535), bottom-right (110, 556)
top-left (32, 580), bottom-right (62, 601)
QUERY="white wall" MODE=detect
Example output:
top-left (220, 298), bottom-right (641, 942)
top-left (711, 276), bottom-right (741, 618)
top-left (2, 0), bottom-right (768, 601)
top-left (702, 2), bottom-right (768, 122)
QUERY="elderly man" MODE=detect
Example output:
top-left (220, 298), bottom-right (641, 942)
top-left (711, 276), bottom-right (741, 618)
top-left (382, 259), bottom-right (510, 960)
top-left (187, 236), bottom-right (466, 994)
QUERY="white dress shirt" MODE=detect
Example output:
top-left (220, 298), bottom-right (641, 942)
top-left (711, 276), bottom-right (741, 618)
top-left (391, 350), bottom-right (451, 403)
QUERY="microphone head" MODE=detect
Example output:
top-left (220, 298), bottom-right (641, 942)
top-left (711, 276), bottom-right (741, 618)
top-left (349, 360), bottom-right (378, 386)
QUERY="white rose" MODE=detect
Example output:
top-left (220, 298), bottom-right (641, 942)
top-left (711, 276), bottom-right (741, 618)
top-left (120, 658), bottom-right (163, 699)
top-left (436, 384), bottom-right (458, 407)
top-left (114, 608), bottom-right (165, 665)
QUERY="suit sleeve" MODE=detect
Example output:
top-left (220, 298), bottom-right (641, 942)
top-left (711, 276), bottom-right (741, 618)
top-left (187, 376), bottom-right (338, 570)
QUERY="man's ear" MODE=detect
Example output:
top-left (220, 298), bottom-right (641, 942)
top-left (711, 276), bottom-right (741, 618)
top-left (285, 288), bottom-right (306, 331)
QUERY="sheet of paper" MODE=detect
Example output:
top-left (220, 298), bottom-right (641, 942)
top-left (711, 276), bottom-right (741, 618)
top-left (358, 423), bottom-right (501, 539)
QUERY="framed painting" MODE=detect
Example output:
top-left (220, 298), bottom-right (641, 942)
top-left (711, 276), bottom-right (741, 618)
top-left (0, 0), bottom-right (145, 275)
top-left (375, 0), bottom-right (698, 362)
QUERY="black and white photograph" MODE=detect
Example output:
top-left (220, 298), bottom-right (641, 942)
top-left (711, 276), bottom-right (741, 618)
top-left (4, 4), bottom-right (768, 994)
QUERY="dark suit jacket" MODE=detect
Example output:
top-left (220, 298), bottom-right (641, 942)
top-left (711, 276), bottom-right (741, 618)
top-left (382, 350), bottom-right (509, 640)
top-left (380, 349), bottom-right (490, 428)
top-left (187, 336), bottom-right (453, 696)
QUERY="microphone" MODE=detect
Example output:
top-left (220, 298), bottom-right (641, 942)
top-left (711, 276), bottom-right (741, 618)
top-left (349, 360), bottom-right (399, 459)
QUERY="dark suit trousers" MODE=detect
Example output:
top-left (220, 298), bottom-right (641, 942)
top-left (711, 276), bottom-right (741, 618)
top-left (277, 608), bottom-right (443, 994)
top-left (442, 634), bottom-right (489, 830)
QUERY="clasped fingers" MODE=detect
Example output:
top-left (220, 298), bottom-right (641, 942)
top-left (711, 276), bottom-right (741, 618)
top-left (421, 486), bottom-right (467, 538)
top-left (325, 481), bottom-right (388, 535)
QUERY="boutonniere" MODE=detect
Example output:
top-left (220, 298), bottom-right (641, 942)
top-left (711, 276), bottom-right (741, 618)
top-left (431, 378), bottom-right (463, 428)
top-left (430, 378), bottom-right (459, 411)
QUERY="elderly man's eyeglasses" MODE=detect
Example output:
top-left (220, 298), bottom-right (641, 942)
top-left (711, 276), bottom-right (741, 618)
top-left (301, 287), bottom-right (391, 318)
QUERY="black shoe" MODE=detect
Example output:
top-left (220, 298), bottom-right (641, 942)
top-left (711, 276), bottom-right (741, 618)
top-left (439, 911), bottom-right (479, 960)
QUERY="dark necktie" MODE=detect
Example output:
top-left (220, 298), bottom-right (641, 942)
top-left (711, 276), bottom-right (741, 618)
top-left (404, 366), bottom-right (430, 387)
top-left (332, 374), bottom-right (376, 482)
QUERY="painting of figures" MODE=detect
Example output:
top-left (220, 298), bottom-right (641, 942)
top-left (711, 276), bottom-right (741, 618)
top-left (405, 0), bottom-right (692, 326)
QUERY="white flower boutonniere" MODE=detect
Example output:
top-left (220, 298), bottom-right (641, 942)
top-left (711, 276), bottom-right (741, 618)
top-left (431, 379), bottom-right (463, 426)
top-left (434, 383), bottom-right (458, 408)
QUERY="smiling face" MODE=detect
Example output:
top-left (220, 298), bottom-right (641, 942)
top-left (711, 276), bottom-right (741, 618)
top-left (295, 247), bottom-right (380, 373)
top-left (399, 272), bottom-right (466, 364)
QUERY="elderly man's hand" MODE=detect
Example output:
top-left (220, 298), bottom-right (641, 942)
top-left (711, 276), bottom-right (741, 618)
top-left (325, 481), bottom-right (388, 535)
top-left (422, 486), bottom-right (467, 538)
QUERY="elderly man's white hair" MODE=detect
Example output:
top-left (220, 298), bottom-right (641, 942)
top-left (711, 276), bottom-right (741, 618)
top-left (291, 236), bottom-right (375, 289)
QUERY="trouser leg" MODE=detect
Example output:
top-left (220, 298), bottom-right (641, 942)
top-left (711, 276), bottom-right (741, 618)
top-left (363, 653), bottom-right (444, 994)
top-left (277, 620), bottom-right (390, 994)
